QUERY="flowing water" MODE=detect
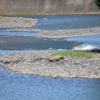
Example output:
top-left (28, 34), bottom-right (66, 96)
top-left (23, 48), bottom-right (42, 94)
top-left (0, 66), bottom-right (100, 100)
top-left (67, 35), bottom-right (100, 50)
top-left (0, 14), bottom-right (100, 53)
top-left (0, 68), bottom-right (100, 100)
top-left (32, 14), bottom-right (100, 30)
top-left (0, 15), bottom-right (100, 100)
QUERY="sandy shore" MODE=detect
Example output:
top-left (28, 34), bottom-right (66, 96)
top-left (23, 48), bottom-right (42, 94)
top-left (0, 51), bottom-right (100, 78)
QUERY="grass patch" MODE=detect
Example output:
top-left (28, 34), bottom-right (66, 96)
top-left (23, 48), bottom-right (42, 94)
top-left (52, 51), bottom-right (93, 58)
top-left (0, 12), bottom-right (38, 16)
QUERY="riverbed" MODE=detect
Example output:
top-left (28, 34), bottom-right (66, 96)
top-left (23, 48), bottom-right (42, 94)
top-left (0, 14), bottom-right (100, 100)
top-left (0, 14), bottom-right (100, 52)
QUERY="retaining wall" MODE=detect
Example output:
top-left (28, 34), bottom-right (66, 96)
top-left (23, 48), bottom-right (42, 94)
top-left (0, 0), bottom-right (100, 15)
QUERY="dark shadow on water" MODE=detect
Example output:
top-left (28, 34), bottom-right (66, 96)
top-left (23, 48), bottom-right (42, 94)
top-left (0, 36), bottom-right (82, 50)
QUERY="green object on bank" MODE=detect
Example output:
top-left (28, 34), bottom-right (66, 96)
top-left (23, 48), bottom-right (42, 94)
top-left (95, 0), bottom-right (100, 9)
top-left (52, 51), bottom-right (93, 58)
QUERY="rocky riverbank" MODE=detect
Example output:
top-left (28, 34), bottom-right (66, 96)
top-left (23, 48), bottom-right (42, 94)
top-left (0, 16), bottom-right (100, 39)
top-left (0, 51), bottom-right (100, 78)
top-left (5, 27), bottom-right (100, 38)
top-left (34, 27), bottom-right (100, 38)
top-left (0, 17), bottom-right (38, 28)
top-left (0, 16), bottom-right (100, 78)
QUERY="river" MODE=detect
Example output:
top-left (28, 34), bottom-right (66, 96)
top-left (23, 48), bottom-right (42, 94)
top-left (0, 66), bottom-right (100, 100)
top-left (0, 14), bottom-right (100, 100)
top-left (0, 14), bottom-right (100, 53)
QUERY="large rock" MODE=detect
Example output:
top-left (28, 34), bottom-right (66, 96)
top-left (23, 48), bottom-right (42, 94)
top-left (49, 55), bottom-right (64, 62)
top-left (91, 48), bottom-right (100, 53)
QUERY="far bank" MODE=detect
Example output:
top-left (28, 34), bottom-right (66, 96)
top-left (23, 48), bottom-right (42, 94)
top-left (0, 0), bottom-right (100, 16)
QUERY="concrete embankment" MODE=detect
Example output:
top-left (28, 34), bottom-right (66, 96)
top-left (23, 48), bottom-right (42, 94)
top-left (0, 0), bottom-right (100, 15)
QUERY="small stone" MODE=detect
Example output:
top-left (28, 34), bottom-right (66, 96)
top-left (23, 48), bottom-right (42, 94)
top-left (3, 61), bottom-right (11, 64)
top-left (41, 60), bottom-right (45, 62)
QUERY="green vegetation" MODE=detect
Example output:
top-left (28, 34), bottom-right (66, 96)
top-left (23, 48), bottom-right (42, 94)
top-left (0, 12), bottom-right (38, 16)
top-left (95, 0), bottom-right (100, 9)
top-left (52, 51), bottom-right (93, 58)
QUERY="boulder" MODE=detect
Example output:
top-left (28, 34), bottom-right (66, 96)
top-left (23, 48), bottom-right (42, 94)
top-left (91, 48), bottom-right (100, 53)
top-left (49, 55), bottom-right (64, 62)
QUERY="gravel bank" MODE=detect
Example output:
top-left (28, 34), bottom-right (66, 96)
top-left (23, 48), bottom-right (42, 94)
top-left (0, 17), bottom-right (38, 28)
top-left (34, 27), bottom-right (100, 38)
top-left (0, 51), bottom-right (100, 78)
top-left (0, 17), bottom-right (99, 39)
top-left (5, 27), bottom-right (100, 38)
